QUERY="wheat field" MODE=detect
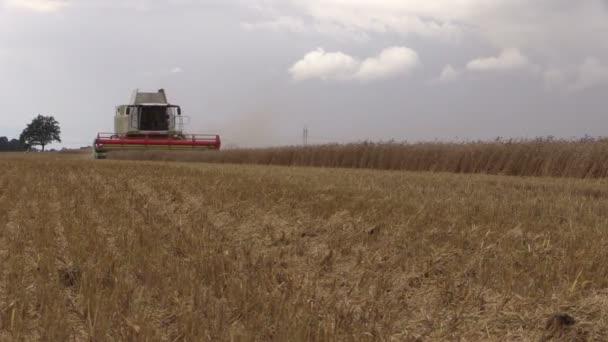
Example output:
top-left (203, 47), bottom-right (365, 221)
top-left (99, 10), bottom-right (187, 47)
top-left (1, 153), bottom-right (608, 341)
top-left (109, 138), bottom-right (608, 179)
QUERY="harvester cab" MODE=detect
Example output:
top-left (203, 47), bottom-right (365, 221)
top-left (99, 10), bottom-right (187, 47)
top-left (94, 89), bottom-right (221, 159)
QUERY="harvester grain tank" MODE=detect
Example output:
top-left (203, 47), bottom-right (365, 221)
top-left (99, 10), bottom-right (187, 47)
top-left (93, 89), bottom-right (221, 159)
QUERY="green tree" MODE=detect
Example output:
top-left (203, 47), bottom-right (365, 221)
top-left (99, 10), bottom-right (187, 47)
top-left (20, 115), bottom-right (61, 151)
top-left (0, 136), bottom-right (26, 151)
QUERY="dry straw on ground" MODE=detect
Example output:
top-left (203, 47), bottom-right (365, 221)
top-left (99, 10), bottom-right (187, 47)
top-left (1, 153), bottom-right (608, 341)
top-left (110, 137), bottom-right (608, 178)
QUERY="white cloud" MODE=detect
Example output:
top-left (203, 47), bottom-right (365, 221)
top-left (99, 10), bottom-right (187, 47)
top-left (542, 68), bottom-right (567, 90)
top-left (430, 50), bottom-right (537, 85)
top-left (466, 48), bottom-right (530, 72)
top-left (246, 1), bottom-right (608, 67)
top-left (289, 48), bottom-right (359, 82)
top-left (5, 0), bottom-right (67, 12)
top-left (170, 67), bottom-right (184, 74)
top-left (571, 58), bottom-right (608, 91)
top-left (289, 47), bottom-right (419, 82)
top-left (246, 0), bottom-right (465, 41)
top-left (355, 47), bottom-right (419, 82)
top-left (310, 7), bottom-right (460, 42)
top-left (436, 64), bottom-right (461, 83)
top-left (2, 0), bottom-right (207, 12)
top-left (542, 58), bottom-right (608, 92)
top-left (242, 16), bottom-right (308, 33)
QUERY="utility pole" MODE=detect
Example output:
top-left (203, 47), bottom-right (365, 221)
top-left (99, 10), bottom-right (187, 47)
top-left (303, 126), bottom-right (309, 146)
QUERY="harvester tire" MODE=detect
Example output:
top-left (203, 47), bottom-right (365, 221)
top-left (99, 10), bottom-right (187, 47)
top-left (94, 151), bottom-right (107, 160)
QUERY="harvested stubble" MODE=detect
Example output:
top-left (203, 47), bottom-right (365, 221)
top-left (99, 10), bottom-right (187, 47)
top-left (110, 137), bottom-right (608, 178)
top-left (1, 153), bottom-right (608, 341)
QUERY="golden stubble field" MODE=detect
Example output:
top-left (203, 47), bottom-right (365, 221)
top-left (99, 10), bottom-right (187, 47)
top-left (1, 153), bottom-right (608, 341)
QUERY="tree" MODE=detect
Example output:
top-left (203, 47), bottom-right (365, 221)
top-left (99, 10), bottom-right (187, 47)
top-left (0, 136), bottom-right (26, 152)
top-left (20, 115), bottom-right (61, 151)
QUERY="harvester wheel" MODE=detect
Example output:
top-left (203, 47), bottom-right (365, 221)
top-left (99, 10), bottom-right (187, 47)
top-left (94, 151), bottom-right (107, 160)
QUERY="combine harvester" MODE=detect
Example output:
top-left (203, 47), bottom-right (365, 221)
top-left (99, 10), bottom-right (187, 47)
top-left (93, 89), bottom-right (221, 159)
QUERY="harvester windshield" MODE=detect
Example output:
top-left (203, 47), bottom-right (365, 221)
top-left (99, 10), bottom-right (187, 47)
top-left (138, 106), bottom-right (170, 131)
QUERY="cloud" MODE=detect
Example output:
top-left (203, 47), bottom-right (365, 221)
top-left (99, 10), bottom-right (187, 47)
top-left (5, 0), bottom-right (67, 12)
top-left (289, 47), bottom-right (419, 82)
top-left (289, 48), bottom-right (359, 82)
top-left (430, 50), bottom-right (537, 85)
top-left (245, 1), bottom-right (608, 93)
top-left (170, 67), bottom-right (184, 74)
top-left (246, 1), bottom-right (608, 68)
top-left (542, 58), bottom-right (608, 92)
top-left (542, 68), bottom-right (567, 90)
top-left (242, 16), bottom-right (308, 33)
top-left (429, 49), bottom-right (533, 85)
top-left (2, 0), bottom-right (225, 12)
top-left (571, 57), bottom-right (608, 91)
top-left (436, 64), bottom-right (461, 83)
top-left (245, 0), bottom-right (464, 41)
top-left (466, 48), bottom-right (530, 72)
top-left (355, 47), bottom-right (419, 82)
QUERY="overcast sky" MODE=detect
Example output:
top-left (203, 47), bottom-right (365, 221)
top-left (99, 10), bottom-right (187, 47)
top-left (1, 0), bottom-right (608, 148)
